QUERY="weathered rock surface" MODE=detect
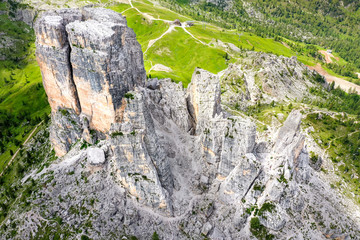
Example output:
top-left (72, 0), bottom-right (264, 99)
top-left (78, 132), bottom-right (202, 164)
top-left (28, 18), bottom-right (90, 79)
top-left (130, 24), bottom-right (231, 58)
top-left (219, 52), bottom-right (318, 110)
top-left (87, 147), bottom-right (105, 165)
top-left (4, 64), bottom-right (360, 239)
top-left (5, 7), bottom-right (359, 240)
top-left (35, 8), bottom-right (146, 156)
top-left (187, 68), bottom-right (222, 134)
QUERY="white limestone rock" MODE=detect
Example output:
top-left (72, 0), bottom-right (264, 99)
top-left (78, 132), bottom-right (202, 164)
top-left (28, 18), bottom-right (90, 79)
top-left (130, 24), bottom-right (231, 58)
top-left (87, 147), bottom-right (105, 165)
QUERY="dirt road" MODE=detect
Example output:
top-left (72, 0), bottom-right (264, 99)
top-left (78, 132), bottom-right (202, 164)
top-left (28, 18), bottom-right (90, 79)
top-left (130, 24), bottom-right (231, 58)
top-left (0, 121), bottom-right (43, 178)
top-left (319, 50), bottom-right (339, 64)
top-left (308, 63), bottom-right (360, 94)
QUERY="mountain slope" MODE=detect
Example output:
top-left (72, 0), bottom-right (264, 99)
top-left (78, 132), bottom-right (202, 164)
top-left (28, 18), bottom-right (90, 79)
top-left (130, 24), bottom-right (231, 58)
top-left (163, 0), bottom-right (360, 70)
top-left (0, 1), bottom-right (360, 239)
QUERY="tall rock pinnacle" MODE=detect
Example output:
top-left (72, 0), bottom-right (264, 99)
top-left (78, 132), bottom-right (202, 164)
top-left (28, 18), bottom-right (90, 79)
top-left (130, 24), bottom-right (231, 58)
top-left (35, 8), bottom-right (146, 156)
top-left (35, 8), bottom-right (146, 133)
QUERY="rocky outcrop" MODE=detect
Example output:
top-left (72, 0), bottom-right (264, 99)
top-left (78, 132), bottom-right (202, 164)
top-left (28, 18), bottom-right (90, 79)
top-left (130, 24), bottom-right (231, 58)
top-left (8, 7), bottom-right (356, 240)
top-left (35, 8), bottom-right (146, 156)
top-left (14, 8), bottom-right (38, 27)
top-left (220, 52), bottom-right (317, 110)
top-left (35, 10), bottom-right (82, 115)
top-left (187, 68), bottom-right (222, 134)
top-left (5, 77), bottom-right (360, 239)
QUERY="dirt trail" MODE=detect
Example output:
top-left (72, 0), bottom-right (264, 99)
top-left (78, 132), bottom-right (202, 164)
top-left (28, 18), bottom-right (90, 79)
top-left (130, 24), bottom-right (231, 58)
top-left (0, 121), bottom-right (44, 178)
top-left (130, 0), bottom-right (209, 55)
top-left (144, 25), bottom-right (175, 54)
top-left (308, 63), bottom-right (360, 94)
top-left (247, 40), bottom-right (253, 47)
top-left (181, 25), bottom-right (209, 46)
top-left (319, 50), bottom-right (339, 64)
top-left (282, 42), bottom-right (290, 49)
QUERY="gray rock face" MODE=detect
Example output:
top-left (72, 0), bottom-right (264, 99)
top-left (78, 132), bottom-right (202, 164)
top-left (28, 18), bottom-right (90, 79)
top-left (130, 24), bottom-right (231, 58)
top-left (14, 8), bottom-right (38, 27)
top-left (187, 68), bottom-right (222, 134)
top-left (35, 8), bottom-right (146, 156)
top-left (273, 110), bottom-right (305, 171)
top-left (4, 66), bottom-right (360, 239)
top-left (49, 109), bottom-right (82, 157)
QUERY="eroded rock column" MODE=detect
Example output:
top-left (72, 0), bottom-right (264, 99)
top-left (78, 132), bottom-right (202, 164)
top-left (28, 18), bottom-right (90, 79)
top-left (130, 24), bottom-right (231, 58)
top-left (35, 8), bottom-right (146, 156)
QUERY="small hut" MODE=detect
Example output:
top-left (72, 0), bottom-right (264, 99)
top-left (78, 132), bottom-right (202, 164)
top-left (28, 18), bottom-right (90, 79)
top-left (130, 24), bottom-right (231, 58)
top-left (186, 21), bottom-right (194, 27)
top-left (172, 19), bottom-right (182, 26)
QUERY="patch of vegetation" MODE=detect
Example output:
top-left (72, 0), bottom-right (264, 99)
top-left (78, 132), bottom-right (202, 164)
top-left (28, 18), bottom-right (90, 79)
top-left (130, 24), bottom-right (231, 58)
top-left (250, 217), bottom-right (274, 240)
top-left (246, 102), bottom-right (291, 126)
top-left (306, 87), bottom-right (360, 116)
top-left (304, 112), bottom-right (360, 203)
top-left (81, 235), bottom-right (91, 240)
top-left (124, 92), bottom-right (134, 99)
top-left (258, 202), bottom-right (276, 217)
top-left (162, 0), bottom-right (360, 71)
top-left (110, 7), bottom-right (169, 52)
top-left (152, 231), bottom-right (160, 240)
top-left (277, 173), bottom-right (288, 184)
top-left (0, 125), bottom-right (56, 228)
top-left (253, 183), bottom-right (264, 192)
top-left (80, 141), bottom-right (90, 150)
top-left (144, 27), bottom-right (228, 86)
top-left (309, 151), bottom-right (319, 165)
top-left (111, 131), bottom-right (124, 138)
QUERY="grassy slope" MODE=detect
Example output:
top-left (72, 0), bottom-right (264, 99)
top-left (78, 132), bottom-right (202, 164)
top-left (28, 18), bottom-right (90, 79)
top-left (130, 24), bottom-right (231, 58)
top-left (133, 0), bottom-right (191, 22)
top-left (111, 7), bottom-right (169, 52)
top-left (304, 113), bottom-right (360, 204)
top-left (110, 0), bottom-right (352, 85)
top-left (145, 27), bottom-right (228, 85)
top-left (0, 8), bottom-right (50, 172)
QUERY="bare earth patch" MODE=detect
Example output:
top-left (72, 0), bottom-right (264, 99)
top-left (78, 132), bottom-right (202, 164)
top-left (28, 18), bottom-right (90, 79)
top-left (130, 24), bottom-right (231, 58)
top-left (308, 63), bottom-right (360, 94)
top-left (150, 64), bottom-right (173, 72)
top-left (282, 42), bottom-right (290, 49)
top-left (319, 50), bottom-right (339, 64)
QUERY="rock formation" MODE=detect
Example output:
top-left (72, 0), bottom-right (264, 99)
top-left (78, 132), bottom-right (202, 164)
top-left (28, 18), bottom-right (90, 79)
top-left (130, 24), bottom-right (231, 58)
top-left (3, 7), bottom-right (357, 240)
top-left (35, 8), bottom-right (146, 156)
top-left (219, 52), bottom-right (318, 110)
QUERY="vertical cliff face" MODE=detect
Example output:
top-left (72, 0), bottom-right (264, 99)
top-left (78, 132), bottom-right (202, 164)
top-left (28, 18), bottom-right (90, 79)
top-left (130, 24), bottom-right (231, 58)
top-left (35, 11), bottom-right (82, 115)
top-left (187, 68), bottom-right (223, 135)
top-left (35, 8), bottom-right (146, 156)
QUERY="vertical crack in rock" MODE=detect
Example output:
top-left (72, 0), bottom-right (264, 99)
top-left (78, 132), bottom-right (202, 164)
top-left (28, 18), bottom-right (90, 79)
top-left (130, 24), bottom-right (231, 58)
top-left (66, 33), bottom-right (81, 113)
top-left (242, 169), bottom-right (262, 200)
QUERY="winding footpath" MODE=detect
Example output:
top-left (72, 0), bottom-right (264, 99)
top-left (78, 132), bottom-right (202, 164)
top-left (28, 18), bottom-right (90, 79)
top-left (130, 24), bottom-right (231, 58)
top-left (127, 0), bottom-right (209, 55)
top-left (144, 25), bottom-right (175, 54)
top-left (0, 121), bottom-right (43, 178)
